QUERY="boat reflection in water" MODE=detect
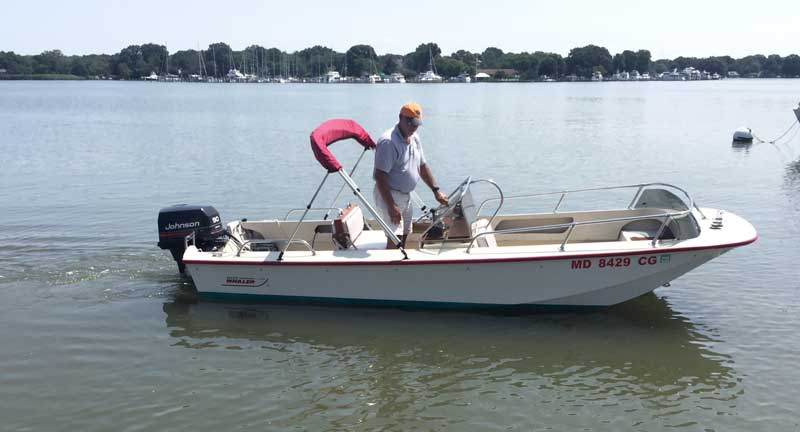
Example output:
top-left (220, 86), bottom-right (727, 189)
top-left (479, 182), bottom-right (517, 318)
top-left (162, 292), bottom-right (738, 397)
top-left (730, 140), bottom-right (753, 153)
top-left (784, 159), bottom-right (800, 184)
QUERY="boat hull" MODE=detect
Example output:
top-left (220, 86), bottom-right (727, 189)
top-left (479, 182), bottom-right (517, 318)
top-left (185, 246), bottom-right (733, 307)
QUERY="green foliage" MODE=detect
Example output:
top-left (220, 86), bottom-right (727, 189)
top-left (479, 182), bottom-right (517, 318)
top-left (481, 47), bottom-right (504, 68)
top-left (698, 57), bottom-right (727, 76)
top-left (762, 54), bottom-right (783, 77)
top-left (171, 50), bottom-right (200, 76)
top-left (652, 59), bottom-right (670, 74)
top-left (2, 41), bottom-right (798, 82)
top-left (379, 54), bottom-right (404, 75)
top-left (783, 55), bottom-right (800, 77)
top-left (0, 73), bottom-right (83, 80)
top-left (406, 43), bottom-right (441, 73)
top-left (537, 53), bottom-right (566, 79)
top-left (635, 50), bottom-right (651, 73)
top-left (204, 42), bottom-right (233, 77)
top-left (0, 51), bottom-right (33, 74)
top-left (502, 52), bottom-right (538, 80)
top-left (566, 45), bottom-right (612, 78)
top-left (70, 62), bottom-right (88, 76)
top-left (346, 44), bottom-right (378, 77)
top-left (110, 44), bottom-right (167, 78)
top-left (451, 50), bottom-right (478, 67)
top-left (612, 54), bottom-right (624, 73)
top-left (32, 50), bottom-right (68, 74)
top-left (621, 50), bottom-right (637, 72)
top-left (296, 45), bottom-right (340, 77)
top-left (77, 54), bottom-right (111, 77)
top-left (435, 57), bottom-right (469, 78)
top-left (140, 44), bottom-right (167, 73)
top-left (732, 55), bottom-right (766, 76)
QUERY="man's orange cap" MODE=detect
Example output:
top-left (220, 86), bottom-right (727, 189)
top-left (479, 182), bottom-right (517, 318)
top-left (400, 102), bottom-right (423, 120)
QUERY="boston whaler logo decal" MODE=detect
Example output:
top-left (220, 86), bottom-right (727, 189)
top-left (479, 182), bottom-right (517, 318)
top-left (164, 221), bottom-right (200, 231)
top-left (223, 276), bottom-right (269, 288)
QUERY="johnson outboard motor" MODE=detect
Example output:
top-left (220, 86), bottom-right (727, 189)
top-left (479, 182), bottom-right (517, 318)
top-left (157, 204), bottom-right (226, 273)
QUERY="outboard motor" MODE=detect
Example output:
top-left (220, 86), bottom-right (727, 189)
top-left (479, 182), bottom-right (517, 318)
top-left (157, 204), bottom-right (226, 273)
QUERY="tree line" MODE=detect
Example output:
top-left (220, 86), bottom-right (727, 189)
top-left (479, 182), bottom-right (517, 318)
top-left (1, 42), bottom-right (799, 80)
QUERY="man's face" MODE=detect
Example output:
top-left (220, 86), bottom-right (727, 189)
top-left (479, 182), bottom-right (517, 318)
top-left (399, 115), bottom-right (420, 137)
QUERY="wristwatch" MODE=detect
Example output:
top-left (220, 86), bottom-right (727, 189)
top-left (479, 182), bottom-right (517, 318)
top-left (432, 186), bottom-right (440, 192)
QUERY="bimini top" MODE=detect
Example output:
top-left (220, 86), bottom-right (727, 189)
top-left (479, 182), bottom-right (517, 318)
top-left (310, 119), bottom-right (376, 172)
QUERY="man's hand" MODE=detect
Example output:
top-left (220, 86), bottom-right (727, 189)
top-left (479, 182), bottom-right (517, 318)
top-left (434, 190), bottom-right (449, 206)
top-left (389, 204), bottom-right (402, 224)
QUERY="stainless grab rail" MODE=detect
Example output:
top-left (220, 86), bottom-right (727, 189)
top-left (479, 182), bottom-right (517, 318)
top-left (471, 179), bottom-right (504, 228)
top-left (284, 207), bottom-right (343, 220)
top-left (475, 182), bottom-right (696, 218)
top-left (465, 208), bottom-right (692, 253)
top-left (237, 239), bottom-right (316, 257)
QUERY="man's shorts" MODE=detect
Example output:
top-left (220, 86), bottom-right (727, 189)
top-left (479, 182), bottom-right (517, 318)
top-left (372, 187), bottom-right (413, 235)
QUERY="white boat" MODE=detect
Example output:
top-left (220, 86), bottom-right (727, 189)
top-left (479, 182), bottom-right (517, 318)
top-left (226, 68), bottom-right (245, 82)
top-left (417, 46), bottom-right (443, 83)
top-left (732, 127), bottom-right (753, 142)
top-left (324, 70), bottom-right (341, 83)
top-left (453, 73), bottom-right (472, 83)
top-left (389, 73), bottom-right (406, 83)
top-left (157, 119), bottom-right (756, 308)
top-left (143, 71), bottom-right (159, 81)
top-left (418, 70), bottom-right (443, 83)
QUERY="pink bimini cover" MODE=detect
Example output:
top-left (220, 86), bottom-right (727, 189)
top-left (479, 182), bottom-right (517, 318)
top-left (310, 119), bottom-right (376, 172)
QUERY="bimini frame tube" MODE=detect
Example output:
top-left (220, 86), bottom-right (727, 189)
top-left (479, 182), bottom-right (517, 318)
top-left (278, 172), bottom-right (330, 261)
top-left (323, 147), bottom-right (369, 221)
top-left (338, 169), bottom-right (408, 259)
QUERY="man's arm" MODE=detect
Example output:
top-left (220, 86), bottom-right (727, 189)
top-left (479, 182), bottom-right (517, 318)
top-left (420, 163), bottom-right (449, 205)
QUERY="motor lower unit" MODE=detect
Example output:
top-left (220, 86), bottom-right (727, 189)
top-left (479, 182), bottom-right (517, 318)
top-left (157, 204), bottom-right (226, 273)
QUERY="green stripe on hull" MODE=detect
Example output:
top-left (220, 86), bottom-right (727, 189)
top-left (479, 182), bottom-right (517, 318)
top-left (199, 292), bottom-right (599, 311)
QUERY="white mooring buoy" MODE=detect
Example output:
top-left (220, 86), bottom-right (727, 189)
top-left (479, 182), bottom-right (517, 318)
top-left (732, 127), bottom-right (754, 143)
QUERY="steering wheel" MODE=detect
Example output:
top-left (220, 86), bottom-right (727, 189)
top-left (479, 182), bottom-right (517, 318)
top-left (429, 176), bottom-right (472, 227)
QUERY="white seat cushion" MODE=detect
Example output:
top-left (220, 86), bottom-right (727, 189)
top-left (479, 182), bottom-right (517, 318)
top-left (352, 229), bottom-right (387, 250)
top-left (334, 204), bottom-right (386, 250)
top-left (471, 218), bottom-right (497, 248)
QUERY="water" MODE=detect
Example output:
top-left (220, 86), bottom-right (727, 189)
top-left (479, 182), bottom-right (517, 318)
top-left (1, 80), bottom-right (799, 431)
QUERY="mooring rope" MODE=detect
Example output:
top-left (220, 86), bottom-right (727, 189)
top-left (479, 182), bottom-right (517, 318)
top-left (752, 119), bottom-right (800, 145)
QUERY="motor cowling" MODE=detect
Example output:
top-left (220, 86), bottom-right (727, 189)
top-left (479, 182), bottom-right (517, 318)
top-left (157, 204), bottom-right (226, 273)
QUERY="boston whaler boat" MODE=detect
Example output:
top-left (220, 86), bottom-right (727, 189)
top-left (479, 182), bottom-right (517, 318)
top-left (157, 119), bottom-right (756, 307)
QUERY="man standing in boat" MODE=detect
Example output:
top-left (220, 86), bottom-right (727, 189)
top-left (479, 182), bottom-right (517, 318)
top-left (374, 102), bottom-right (449, 248)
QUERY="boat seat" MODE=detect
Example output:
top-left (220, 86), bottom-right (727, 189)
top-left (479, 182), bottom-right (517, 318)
top-left (618, 220), bottom-right (675, 241)
top-left (333, 204), bottom-right (386, 250)
top-left (619, 230), bottom-right (654, 241)
top-left (471, 218), bottom-right (497, 248)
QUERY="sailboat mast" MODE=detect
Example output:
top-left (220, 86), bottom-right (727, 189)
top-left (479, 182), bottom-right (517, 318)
top-left (197, 42), bottom-right (204, 79)
top-left (212, 46), bottom-right (217, 78)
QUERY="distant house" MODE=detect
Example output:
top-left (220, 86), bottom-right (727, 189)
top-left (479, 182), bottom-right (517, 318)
top-left (0, 68), bottom-right (7, 74)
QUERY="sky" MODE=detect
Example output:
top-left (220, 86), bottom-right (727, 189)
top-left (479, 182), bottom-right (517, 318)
top-left (3, 0), bottom-right (799, 59)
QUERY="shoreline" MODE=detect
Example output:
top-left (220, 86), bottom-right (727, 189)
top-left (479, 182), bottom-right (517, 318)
top-left (2, 75), bottom-right (798, 83)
